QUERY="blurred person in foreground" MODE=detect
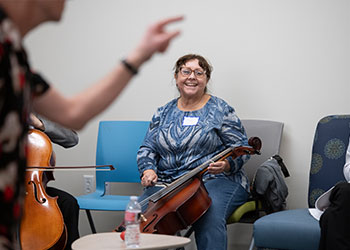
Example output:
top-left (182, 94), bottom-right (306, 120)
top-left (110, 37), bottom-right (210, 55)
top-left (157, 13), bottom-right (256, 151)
top-left (0, 0), bottom-right (183, 249)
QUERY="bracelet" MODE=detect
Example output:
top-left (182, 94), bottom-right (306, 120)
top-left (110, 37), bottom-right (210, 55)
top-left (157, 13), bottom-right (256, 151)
top-left (121, 59), bottom-right (138, 75)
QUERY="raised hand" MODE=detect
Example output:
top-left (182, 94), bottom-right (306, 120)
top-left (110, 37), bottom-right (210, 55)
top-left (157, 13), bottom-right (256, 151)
top-left (129, 16), bottom-right (184, 65)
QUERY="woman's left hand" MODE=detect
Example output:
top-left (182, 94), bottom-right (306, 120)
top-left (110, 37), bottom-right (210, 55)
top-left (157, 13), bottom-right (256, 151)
top-left (207, 159), bottom-right (230, 174)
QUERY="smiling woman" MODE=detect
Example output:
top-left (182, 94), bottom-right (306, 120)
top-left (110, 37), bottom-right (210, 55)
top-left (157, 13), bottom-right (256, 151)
top-left (136, 54), bottom-right (250, 250)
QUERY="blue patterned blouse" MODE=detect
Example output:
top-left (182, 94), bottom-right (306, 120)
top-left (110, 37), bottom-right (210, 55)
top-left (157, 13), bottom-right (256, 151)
top-left (137, 96), bottom-right (250, 191)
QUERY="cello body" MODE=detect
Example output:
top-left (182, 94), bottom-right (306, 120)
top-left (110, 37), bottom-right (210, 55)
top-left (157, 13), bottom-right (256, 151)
top-left (141, 177), bottom-right (211, 234)
top-left (137, 137), bottom-right (262, 235)
top-left (20, 129), bottom-right (67, 250)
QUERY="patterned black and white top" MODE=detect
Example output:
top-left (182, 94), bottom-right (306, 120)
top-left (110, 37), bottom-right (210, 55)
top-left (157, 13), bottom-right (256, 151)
top-left (0, 8), bottom-right (49, 250)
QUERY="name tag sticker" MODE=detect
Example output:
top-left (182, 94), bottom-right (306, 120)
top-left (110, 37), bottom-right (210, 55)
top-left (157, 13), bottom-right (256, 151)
top-left (183, 116), bottom-right (199, 126)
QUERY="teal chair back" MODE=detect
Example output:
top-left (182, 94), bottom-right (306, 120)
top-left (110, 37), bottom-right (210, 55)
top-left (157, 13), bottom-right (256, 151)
top-left (76, 120), bottom-right (150, 233)
top-left (95, 121), bottom-right (150, 193)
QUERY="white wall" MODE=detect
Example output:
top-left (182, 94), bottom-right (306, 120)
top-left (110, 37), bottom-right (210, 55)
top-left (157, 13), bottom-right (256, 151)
top-left (24, 0), bottom-right (350, 241)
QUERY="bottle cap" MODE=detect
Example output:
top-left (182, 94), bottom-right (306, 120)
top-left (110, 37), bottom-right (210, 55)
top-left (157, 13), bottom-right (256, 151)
top-left (130, 196), bottom-right (138, 200)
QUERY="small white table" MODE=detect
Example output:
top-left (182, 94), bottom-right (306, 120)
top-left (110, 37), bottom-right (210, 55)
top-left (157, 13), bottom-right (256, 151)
top-left (72, 232), bottom-right (191, 250)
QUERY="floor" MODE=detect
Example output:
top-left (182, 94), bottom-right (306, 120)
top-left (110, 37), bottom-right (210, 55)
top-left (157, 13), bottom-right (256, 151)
top-left (181, 223), bottom-right (254, 250)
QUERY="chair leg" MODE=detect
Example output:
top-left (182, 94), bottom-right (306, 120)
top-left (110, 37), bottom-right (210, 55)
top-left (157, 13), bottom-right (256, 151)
top-left (183, 226), bottom-right (194, 238)
top-left (248, 237), bottom-right (255, 250)
top-left (175, 228), bottom-right (193, 250)
top-left (85, 210), bottom-right (97, 234)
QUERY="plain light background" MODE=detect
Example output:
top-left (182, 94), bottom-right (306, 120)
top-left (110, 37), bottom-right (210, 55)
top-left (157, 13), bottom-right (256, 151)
top-left (24, 0), bottom-right (350, 247)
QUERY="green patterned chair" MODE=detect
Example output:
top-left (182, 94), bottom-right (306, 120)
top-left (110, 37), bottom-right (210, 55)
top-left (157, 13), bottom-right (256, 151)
top-left (252, 115), bottom-right (350, 250)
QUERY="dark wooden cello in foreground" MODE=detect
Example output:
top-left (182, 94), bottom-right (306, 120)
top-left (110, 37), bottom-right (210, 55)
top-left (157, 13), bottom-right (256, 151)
top-left (20, 129), bottom-right (114, 250)
top-left (20, 129), bottom-right (67, 250)
top-left (116, 137), bottom-right (261, 235)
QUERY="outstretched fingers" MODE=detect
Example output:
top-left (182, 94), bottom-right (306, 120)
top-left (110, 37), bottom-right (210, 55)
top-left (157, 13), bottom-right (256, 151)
top-left (156, 16), bottom-right (184, 28)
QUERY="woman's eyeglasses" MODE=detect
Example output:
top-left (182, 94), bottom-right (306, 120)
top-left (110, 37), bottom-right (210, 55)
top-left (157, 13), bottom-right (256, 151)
top-left (179, 67), bottom-right (206, 78)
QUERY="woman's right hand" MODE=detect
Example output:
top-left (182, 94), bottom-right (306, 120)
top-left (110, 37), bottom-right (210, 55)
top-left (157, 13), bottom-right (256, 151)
top-left (141, 169), bottom-right (158, 187)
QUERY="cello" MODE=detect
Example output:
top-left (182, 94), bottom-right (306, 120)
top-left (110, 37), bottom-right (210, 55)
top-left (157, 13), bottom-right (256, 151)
top-left (20, 129), bottom-right (114, 250)
top-left (116, 137), bottom-right (261, 235)
top-left (20, 129), bottom-right (67, 250)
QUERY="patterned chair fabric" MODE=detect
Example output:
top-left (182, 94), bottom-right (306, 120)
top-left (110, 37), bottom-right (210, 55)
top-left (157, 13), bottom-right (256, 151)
top-left (308, 115), bottom-right (350, 207)
top-left (253, 114), bottom-right (350, 250)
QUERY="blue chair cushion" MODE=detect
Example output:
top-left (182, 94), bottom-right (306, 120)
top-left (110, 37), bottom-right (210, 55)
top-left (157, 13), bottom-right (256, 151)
top-left (77, 192), bottom-right (135, 211)
top-left (254, 209), bottom-right (320, 250)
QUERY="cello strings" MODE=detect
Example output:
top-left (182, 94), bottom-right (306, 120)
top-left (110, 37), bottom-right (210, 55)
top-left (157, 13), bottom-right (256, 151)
top-left (139, 147), bottom-right (233, 207)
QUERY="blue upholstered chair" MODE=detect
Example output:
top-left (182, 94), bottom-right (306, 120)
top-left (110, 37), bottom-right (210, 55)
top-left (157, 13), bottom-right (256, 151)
top-left (252, 115), bottom-right (350, 250)
top-left (76, 120), bottom-right (150, 233)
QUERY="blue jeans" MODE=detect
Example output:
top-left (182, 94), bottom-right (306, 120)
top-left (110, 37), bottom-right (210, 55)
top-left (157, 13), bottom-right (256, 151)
top-left (138, 176), bottom-right (249, 250)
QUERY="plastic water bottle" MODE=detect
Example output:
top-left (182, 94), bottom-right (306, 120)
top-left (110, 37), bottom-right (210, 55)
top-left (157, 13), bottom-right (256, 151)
top-left (124, 196), bottom-right (141, 248)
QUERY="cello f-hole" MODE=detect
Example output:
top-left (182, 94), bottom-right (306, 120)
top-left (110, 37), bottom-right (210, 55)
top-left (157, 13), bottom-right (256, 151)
top-left (28, 181), bottom-right (46, 204)
top-left (142, 214), bottom-right (158, 233)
